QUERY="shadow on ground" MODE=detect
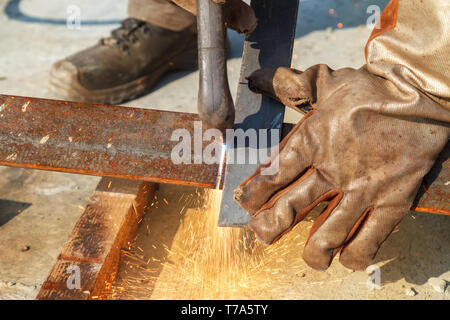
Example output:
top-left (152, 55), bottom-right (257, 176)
top-left (374, 211), bottom-right (450, 286)
top-left (0, 199), bottom-right (31, 227)
top-left (4, 0), bottom-right (121, 25)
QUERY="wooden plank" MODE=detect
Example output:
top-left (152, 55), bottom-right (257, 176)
top-left (36, 178), bottom-right (155, 300)
top-left (218, 0), bottom-right (300, 226)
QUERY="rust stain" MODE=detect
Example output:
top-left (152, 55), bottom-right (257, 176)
top-left (0, 94), bottom-right (447, 214)
top-left (57, 254), bottom-right (104, 264)
top-left (0, 94), bottom-right (221, 188)
top-left (412, 207), bottom-right (450, 216)
top-left (40, 282), bottom-right (70, 290)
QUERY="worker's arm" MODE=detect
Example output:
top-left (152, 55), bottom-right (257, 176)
top-left (234, 0), bottom-right (450, 271)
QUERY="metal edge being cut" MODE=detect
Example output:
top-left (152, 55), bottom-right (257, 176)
top-left (218, 0), bottom-right (300, 227)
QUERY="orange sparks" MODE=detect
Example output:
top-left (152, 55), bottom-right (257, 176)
top-left (104, 186), bottom-right (321, 300)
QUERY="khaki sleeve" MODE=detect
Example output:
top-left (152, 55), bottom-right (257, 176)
top-left (365, 0), bottom-right (450, 110)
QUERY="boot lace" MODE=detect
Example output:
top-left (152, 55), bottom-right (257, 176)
top-left (100, 18), bottom-right (151, 53)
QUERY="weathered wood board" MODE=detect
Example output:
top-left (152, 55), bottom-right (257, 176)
top-left (37, 178), bottom-right (155, 299)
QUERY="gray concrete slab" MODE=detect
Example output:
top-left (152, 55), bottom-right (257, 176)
top-left (0, 0), bottom-right (448, 299)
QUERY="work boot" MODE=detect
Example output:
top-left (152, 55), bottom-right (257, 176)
top-left (50, 18), bottom-right (198, 104)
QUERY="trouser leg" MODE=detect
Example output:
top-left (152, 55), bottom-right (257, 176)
top-left (128, 0), bottom-right (196, 32)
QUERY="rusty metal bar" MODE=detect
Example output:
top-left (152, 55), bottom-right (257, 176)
top-left (0, 94), bottom-right (221, 188)
top-left (0, 94), bottom-right (448, 215)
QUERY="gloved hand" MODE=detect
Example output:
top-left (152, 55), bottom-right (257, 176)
top-left (234, 0), bottom-right (450, 271)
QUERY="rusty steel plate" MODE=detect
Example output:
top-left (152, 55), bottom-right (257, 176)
top-left (0, 94), bottom-right (447, 215)
top-left (0, 94), bottom-right (222, 188)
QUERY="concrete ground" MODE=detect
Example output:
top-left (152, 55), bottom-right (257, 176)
top-left (0, 0), bottom-right (448, 299)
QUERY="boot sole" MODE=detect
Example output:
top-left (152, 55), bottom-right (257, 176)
top-left (50, 41), bottom-right (198, 105)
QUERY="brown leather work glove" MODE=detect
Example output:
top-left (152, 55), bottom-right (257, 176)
top-left (234, 0), bottom-right (450, 271)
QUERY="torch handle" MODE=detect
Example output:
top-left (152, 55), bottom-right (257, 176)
top-left (196, 0), bottom-right (235, 130)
